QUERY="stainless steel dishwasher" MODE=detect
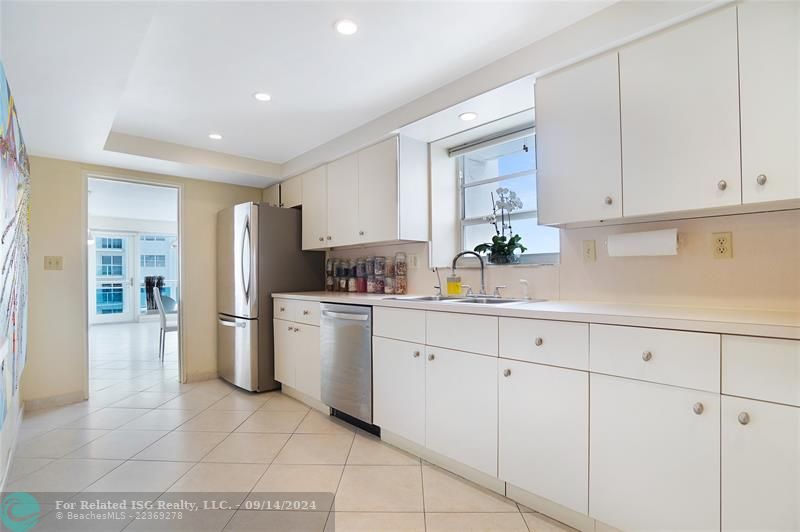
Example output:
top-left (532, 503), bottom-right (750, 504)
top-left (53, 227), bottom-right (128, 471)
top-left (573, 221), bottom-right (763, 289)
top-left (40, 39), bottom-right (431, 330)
top-left (320, 303), bottom-right (373, 425)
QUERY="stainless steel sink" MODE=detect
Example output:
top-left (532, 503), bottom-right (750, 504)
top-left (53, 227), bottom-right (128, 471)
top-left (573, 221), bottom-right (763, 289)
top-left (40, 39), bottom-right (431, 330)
top-left (454, 298), bottom-right (526, 305)
top-left (383, 295), bottom-right (465, 302)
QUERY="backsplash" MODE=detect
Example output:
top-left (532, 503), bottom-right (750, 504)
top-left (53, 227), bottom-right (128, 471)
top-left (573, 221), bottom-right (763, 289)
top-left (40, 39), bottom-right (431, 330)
top-left (327, 209), bottom-right (800, 311)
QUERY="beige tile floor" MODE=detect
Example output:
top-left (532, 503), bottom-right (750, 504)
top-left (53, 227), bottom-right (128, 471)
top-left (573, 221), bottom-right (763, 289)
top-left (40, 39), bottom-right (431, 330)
top-left (8, 323), bottom-right (575, 531)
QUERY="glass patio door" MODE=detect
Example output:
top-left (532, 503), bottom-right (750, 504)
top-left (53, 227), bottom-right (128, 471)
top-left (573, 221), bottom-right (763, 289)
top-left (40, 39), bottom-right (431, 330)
top-left (92, 233), bottom-right (136, 323)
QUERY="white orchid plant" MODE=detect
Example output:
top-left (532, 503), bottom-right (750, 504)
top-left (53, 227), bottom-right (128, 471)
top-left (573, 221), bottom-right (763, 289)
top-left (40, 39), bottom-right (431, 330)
top-left (473, 187), bottom-right (527, 263)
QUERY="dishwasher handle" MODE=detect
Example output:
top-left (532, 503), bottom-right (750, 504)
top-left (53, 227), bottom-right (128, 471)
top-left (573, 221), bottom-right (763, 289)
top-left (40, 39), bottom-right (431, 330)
top-left (322, 310), bottom-right (369, 321)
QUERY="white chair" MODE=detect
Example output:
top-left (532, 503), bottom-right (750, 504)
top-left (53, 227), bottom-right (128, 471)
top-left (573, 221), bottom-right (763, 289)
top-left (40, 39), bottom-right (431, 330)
top-left (153, 287), bottom-right (178, 363)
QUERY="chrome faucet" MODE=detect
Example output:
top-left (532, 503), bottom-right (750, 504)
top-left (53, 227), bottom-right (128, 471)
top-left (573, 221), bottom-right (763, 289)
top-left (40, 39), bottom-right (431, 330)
top-left (451, 251), bottom-right (486, 295)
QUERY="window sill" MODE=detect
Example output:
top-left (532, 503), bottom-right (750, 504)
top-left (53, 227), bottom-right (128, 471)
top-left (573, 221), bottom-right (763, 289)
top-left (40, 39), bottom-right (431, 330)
top-left (451, 254), bottom-right (560, 268)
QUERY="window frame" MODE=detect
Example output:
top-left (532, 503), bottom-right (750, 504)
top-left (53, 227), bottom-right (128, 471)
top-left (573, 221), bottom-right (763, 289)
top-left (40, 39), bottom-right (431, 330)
top-left (457, 132), bottom-right (559, 266)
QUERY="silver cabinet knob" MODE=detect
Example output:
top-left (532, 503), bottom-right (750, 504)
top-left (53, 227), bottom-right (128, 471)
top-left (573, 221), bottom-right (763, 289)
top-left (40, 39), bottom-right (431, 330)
top-left (413, 351), bottom-right (420, 358)
top-left (280, 307), bottom-right (285, 312)
top-left (503, 369), bottom-right (511, 377)
top-left (359, 230), bottom-right (365, 236)
top-left (294, 327), bottom-right (300, 332)
top-left (738, 412), bottom-right (750, 425)
top-left (717, 180), bottom-right (728, 191)
top-left (428, 353), bottom-right (435, 361)
top-left (326, 236), bottom-right (332, 241)
top-left (642, 350), bottom-right (653, 361)
top-left (604, 196), bottom-right (613, 205)
top-left (303, 310), bottom-right (309, 315)
top-left (693, 402), bottom-right (704, 415)
top-left (318, 237), bottom-right (324, 242)
top-left (287, 325), bottom-right (293, 331)
top-left (756, 174), bottom-right (767, 186)
top-left (534, 337), bottom-right (544, 347)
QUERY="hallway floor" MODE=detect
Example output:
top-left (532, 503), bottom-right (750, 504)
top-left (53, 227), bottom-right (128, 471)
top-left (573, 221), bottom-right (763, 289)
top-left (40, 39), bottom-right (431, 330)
top-left (8, 323), bottom-right (572, 532)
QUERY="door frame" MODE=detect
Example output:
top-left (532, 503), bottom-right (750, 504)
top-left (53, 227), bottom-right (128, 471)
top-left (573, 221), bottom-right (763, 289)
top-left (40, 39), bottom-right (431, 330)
top-left (82, 172), bottom-right (186, 397)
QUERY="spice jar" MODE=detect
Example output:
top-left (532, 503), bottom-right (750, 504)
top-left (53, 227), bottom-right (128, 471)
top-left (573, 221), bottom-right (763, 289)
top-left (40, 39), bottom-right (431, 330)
top-left (326, 275), bottom-right (334, 292)
top-left (385, 258), bottom-right (394, 278)
top-left (384, 276), bottom-right (395, 295)
top-left (356, 258), bottom-right (367, 278)
top-left (374, 256), bottom-right (386, 276)
top-left (356, 276), bottom-right (367, 293)
top-left (366, 256), bottom-right (375, 276)
top-left (374, 275), bottom-right (385, 294)
top-left (396, 275), bottom-right (407, 295)
top-left (395, 252), bottom-right (407, 276)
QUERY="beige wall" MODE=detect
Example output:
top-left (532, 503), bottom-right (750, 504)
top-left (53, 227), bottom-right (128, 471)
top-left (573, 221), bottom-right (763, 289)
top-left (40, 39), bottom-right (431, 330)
top-left (328, 209), bottom-right (800, 312)
top-left (23, 156), bottom-right (261, 404)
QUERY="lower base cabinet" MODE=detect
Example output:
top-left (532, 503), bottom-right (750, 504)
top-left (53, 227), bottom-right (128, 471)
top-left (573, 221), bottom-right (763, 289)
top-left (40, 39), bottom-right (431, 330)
top-left (499, 359), bottom-right (589, 514)
top-left (273, 319), bottom-right (321, 400)
top-left (373, 336), bottom-right (426, 446)
top-left (722, 396), bottom-right (800, 531)
top-left (590, 374), bottom-right (720, 531)
top-left (425, 346), bottom-right (498, 476)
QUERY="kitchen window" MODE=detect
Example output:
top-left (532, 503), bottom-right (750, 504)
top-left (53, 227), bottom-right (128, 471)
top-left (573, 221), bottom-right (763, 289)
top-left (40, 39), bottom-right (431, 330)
top-left (456, 132), bottom-right (559, 264)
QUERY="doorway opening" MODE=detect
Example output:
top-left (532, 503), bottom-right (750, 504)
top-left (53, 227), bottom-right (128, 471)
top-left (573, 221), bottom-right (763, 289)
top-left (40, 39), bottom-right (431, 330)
top-left (86, 177), bottom-right (182, 398)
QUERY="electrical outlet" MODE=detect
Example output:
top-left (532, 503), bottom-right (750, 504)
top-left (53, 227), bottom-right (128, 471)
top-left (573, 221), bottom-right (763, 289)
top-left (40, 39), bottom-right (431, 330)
top-left (44, 256), bottom-right (63, 270)
top-left (712, 232), bottom-right (733, 259)
top-left (582, 240), bottom-right (597, 263)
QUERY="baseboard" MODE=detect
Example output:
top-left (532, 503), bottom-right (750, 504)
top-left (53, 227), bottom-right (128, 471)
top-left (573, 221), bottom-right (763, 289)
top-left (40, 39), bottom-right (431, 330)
top-left (23, 390), bottom-right (85, 411)
top-left (506, 484), bottom-right (596, 532)
top-left (185, 371), bottom-right (219, 384)
top-left (280, 385), bottom-right (330, 415)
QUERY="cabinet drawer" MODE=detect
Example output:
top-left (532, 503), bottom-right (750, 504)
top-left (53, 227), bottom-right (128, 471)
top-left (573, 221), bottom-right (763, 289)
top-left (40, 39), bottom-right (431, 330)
top-left (273, 298), bottom-right (320, 326)
top-left (590, 324), bottom-right (720, 392)
top-left (426, 312), bottom-right (498, 356)
top-left (499, 318), bottom-right (588, 370)
top-left (723, 335), bottom-right (800, 406)
top-left (373, 307), bottom-right (426, 344)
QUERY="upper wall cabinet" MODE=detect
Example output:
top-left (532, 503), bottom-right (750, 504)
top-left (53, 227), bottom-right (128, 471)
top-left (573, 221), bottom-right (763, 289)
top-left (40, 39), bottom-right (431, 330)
top-left (739, 1), bottom-right (800, 204)
top-left (301, 136), bottom-right (429, 250)
top-left (262, 184), bottom-right (280, 207)
top-left (300, 166), bottom-right (328, 250)
top-left (620, 6), bottom-right (741, 217)
top-left (280, 174), bottom-right (303, 208)
top-left (535, 52), bottom-right (622, 225)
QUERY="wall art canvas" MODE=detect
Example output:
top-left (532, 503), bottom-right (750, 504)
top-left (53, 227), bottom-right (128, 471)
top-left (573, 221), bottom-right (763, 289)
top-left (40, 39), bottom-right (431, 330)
top-left (0, 63), bottom-right (30, 407)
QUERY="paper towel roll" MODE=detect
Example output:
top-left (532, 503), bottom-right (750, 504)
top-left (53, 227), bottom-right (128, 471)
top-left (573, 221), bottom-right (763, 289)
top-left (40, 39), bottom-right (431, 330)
top-left (607, 228), bottom-right (678, 257)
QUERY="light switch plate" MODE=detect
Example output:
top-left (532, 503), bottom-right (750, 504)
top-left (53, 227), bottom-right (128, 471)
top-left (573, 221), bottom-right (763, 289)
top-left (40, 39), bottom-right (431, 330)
top-left (582, 240), bottom-right (597, 263)
top-left (44, 256), bottom-right (63, 270)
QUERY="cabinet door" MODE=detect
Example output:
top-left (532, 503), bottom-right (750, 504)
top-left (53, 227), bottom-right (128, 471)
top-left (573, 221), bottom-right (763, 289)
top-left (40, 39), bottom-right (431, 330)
top-left (722, 396), bottom-right (800, 531)
top-left (499, 360), bottom-right (588, 514)
top-left (590, 374), bottom-right (720, 531)
top-left (273, 319), bottom-right (295, 386)
top-left (373, 337), bottom-right (425, 445)
top-left (357, 138), bottom-right (398, 243)
top-left (295, 324), bottom-right (321, 401)
top-left (535, 52), bottom-right (622, 224)
top-left (739, 1), bottom-right (800, 203)
top-left (326, 153), bottom-right (359, 247)
top-left (301, 166), bottom-right (328, 250)
top-left (281, 175), bottom-right (302, 208)
top-left (425, 347), bottom-right (498, 476)
top-left (262, 184), bottom-right (280, 207)
top-left (620, 7), bottom-right (741, 216)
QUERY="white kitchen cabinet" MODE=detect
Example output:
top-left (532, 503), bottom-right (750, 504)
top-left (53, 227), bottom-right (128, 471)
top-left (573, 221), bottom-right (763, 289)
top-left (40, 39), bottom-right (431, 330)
top-left (620, 6), bottom-right (741, 217)
top-left (357, 137), bottom-right (398, 243)
top-left (499, 318), bottom-right (588, 370)
top-left (326, 152), bottom-right (359, 247)
top-left (426, 311), bottom-right (498, 357)
top-left (273, 319), bottom-right (295, 386)
top-left (294, 323), bottom-right (321, 400)
top-left (535, 52), bottom-right (622, 224)
top-left (373, 336), bottom-right (426, 446)
top-left (373, 307), bottom-right (426, 344)
top-left (425, 346), bottom-right (498, 476)
top-left (301, 166), bottom-right (328, 250)
top-left (739, 1), bottom-right (800, 204)
top-left (722, 395), bottom-right (800, 531)
top-left (280, 175), bottom-right (302, 208)
top-left (499, 359), bottom-right (589, 514)
top-left (273, 318), bottom-right (321, 400)
top-left (262, 184), bottom-right (280, 207)
top-left (590, 374), bottom-right (720, 531)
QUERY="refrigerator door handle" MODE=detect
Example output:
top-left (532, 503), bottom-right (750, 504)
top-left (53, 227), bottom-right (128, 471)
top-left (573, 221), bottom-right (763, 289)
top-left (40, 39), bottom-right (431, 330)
top-left (241, 216), bottom-right (251, 303)
top-left (218, 318), bottom-right (246, 328)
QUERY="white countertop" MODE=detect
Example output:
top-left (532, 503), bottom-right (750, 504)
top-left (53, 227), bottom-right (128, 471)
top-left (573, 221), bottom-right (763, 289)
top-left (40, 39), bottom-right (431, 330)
top-left (273, 291), bottom-right (800, 340)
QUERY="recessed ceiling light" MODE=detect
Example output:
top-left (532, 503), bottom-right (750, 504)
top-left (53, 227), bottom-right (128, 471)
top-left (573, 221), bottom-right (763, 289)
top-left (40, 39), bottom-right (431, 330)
top-left (208, 133), bottom-right (222, 140)
top-left (335, 19), bottom-right (358, 35)
top-left (459, 112), bottom-right (478, 122)
top-left (253, 92), bottom-right (272, 102)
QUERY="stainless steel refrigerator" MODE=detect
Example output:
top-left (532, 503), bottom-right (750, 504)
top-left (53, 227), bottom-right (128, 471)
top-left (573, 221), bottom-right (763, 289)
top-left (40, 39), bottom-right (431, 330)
top-left (217, 202), bottom-right (324, 391)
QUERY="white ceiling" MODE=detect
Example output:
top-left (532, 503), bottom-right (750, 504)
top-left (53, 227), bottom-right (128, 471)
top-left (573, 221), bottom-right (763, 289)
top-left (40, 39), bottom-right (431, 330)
top-left (88, 178), bottom-right (178, 222)
top-left (3, 1), bottom-right (611, 187)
